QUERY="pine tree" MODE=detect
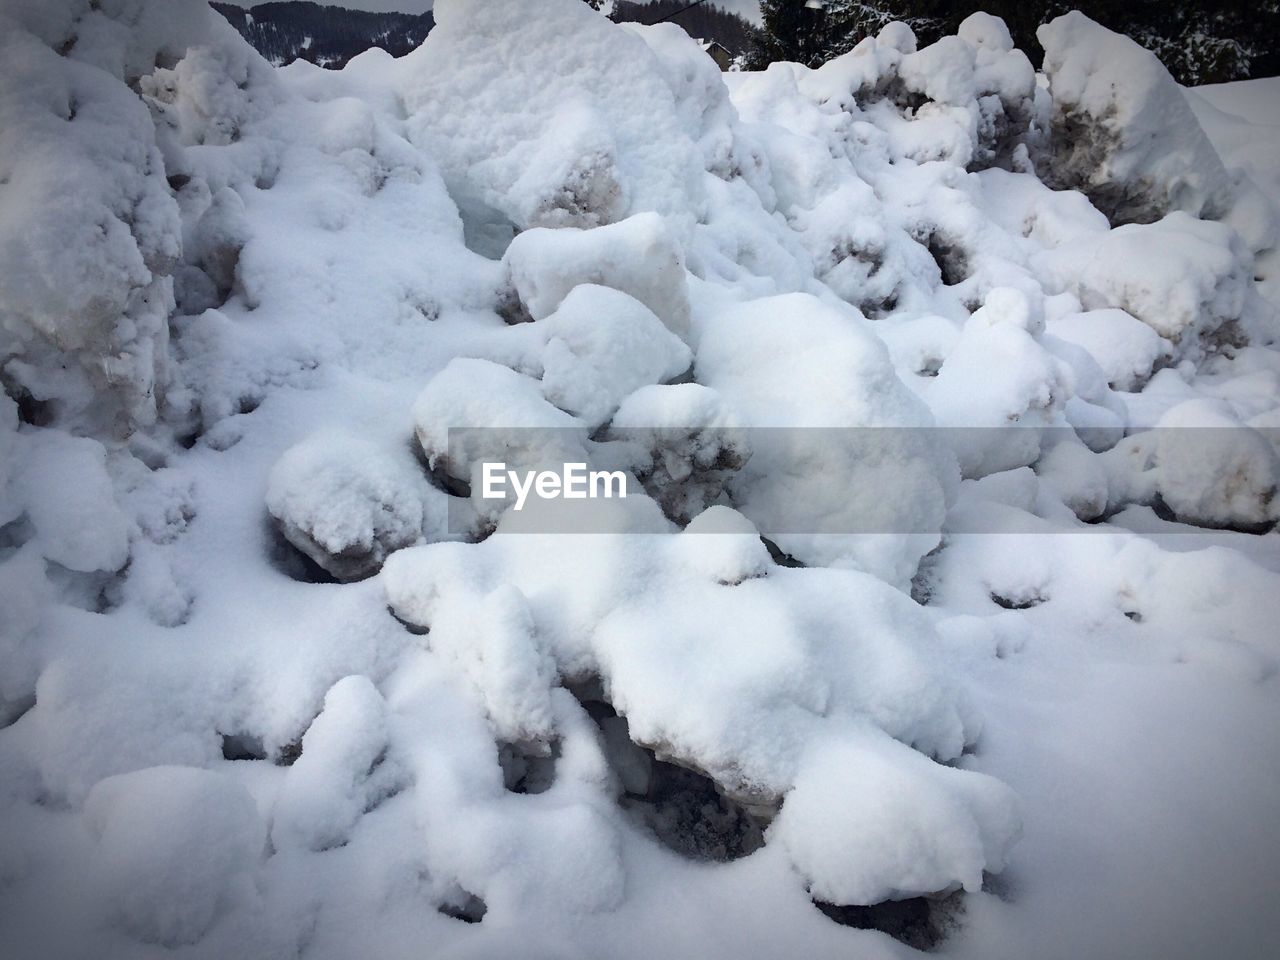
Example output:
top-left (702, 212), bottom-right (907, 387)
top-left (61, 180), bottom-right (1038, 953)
top-left (748, 0), bottom-right (830, 68)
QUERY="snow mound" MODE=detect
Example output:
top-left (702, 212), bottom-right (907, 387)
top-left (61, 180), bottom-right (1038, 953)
top-left (85, 766), bottom-right (263, 946)
top-left (404, 0), bottom-right (702, 232)
top-left (266, 432), bottom-right (442, 581)
top-left (383, 520), bottom-right (999, 875)
top-left (1037, 11), bottom-right (1235, 226)
top-left (502, 212), bottom-right (692, 341)
top-left (535, 284), bottom-right (691, 428)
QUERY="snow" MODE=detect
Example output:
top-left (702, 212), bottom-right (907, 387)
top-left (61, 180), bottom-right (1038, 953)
top-left (270, 675), bottom-right (400, 852)
top-left (772, 728), bottom-right (1019, 905)
top-left (84, 765), bottom-right (264, 945)
top-left (1037, 11), bottom-right (1236, 226)
top-left (403, 0), bottom-right (703, 232)
top-left (2, 1), bottom-right (1280, 958)
top-left (1045, 308), bottom-right (1169, 392)
top-left (266, 431), bottom-right (444, 581)
top-left (503, 212), bottom-right (693, 340)
top-left (536, 284), bottom-right (691, 428)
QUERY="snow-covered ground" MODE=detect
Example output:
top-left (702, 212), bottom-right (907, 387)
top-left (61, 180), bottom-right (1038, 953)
top-left (1, 2), bottom-right (1279, 958)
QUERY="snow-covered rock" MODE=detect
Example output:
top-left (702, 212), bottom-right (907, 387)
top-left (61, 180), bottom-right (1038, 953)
top-left (404, 0), bottom-right (702, 232)
top-left (608, 382), bottom-right (749, 526)
top-left (266, 432), bottom-right (441, 581)
top-left (698, 293), bottom-right (955, 586)
top-left (1034, 213), bottom-right (1265, 362)
top-left (1046, 309), bottom-right (1170, 391)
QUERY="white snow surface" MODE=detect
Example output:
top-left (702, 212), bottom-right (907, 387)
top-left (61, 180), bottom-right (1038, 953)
top-left (1, 2), bottom-right (1280, 959)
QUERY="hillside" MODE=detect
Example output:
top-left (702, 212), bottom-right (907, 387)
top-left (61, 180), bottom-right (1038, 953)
top-left (212, 1), bottom-right (434, 68)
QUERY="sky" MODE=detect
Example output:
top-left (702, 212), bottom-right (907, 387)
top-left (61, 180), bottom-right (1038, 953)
top-left (222, 1), bottom-right (764, 25)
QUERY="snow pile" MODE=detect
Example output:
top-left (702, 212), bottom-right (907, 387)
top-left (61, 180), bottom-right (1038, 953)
top-left (382, 508), bottom-right (1019, 901)
top-left (502, 213), bottom-right (693, 340)
top-left (2, 2), bottom-right (1280, 958)
top-left (535, 284), bottom-right (691, 428)
top-left (403, 0), bottom-right (702, 232)
top-left (1036, 11), bottom-right (1236, 227)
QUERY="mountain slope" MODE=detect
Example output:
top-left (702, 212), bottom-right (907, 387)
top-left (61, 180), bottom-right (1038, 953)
top-left (212, 1), bottom-right (434, 68)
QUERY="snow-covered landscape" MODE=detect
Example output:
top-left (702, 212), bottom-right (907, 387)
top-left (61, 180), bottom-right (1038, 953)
top-left (1, 1), bottom-right (1279, 957)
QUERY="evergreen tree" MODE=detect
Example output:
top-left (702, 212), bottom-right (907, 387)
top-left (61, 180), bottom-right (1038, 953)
top-left (748, 0), bottom-right (830, 68)
top-left (746, 0), bottom-right (1271, 85)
